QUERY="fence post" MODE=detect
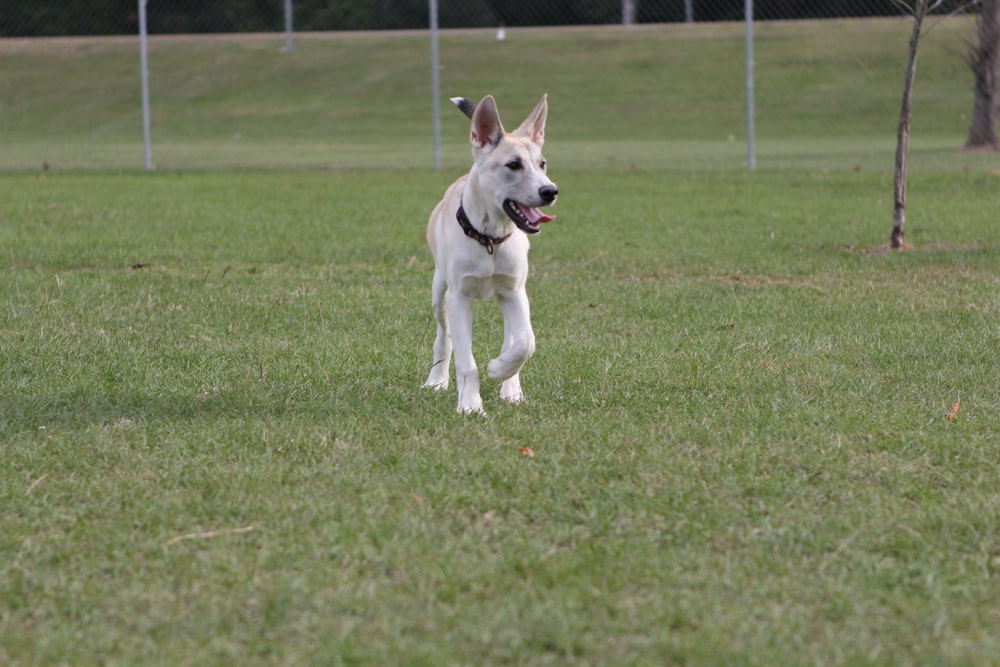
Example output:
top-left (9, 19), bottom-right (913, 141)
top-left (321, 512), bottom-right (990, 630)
top-left (745, 0), bottom-right (756, 171)
top-left (429, 0), bottom-right (442, 170)
top-left (623, 0), bottom-right (636, 26)
top-left (138, 0), bottom-right (153, 171)
top-left (284, 0), bottom-right (293, 51)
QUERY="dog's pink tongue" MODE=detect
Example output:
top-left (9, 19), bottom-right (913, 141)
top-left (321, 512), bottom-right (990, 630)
top-left (520, 204), bottom-right (554, 224)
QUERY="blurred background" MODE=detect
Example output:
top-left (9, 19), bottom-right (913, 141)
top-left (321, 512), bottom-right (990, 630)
top-left (0, 1), bottom-right (995, 172)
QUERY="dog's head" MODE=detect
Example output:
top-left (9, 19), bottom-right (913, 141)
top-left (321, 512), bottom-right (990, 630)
top-left (458, 94), bottom-right (558, 235)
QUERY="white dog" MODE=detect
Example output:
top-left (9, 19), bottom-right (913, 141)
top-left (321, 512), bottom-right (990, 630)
top-left (423, 94), bottom-right (559, 414)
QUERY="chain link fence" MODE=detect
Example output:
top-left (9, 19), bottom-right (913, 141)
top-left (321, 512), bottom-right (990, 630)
top-left (0, 1), bottom-right (994, 171)
top-left (0, 1), bottom-right (974, 34)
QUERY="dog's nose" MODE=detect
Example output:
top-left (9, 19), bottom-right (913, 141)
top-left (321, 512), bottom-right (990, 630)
top-left (539, 185), bottom-right (558, 203)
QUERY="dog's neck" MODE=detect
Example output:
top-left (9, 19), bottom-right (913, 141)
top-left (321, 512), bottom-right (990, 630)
top-left (458, 171), bottom-right (516, 251)
top-left (457, 199), bottom-right (510, 255)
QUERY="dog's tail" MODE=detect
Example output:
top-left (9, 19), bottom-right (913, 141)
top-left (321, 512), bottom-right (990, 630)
top-left (449, 97), bottom-right (476, 119)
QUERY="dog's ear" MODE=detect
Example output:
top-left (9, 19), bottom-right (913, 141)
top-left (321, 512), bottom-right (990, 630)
top-left (470, 95), bottom-right (505, 151)
top-left (514, 93), bottom-right (548, 146)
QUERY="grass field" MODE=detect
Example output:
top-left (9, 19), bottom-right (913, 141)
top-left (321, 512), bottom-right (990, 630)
top-left (3, 18), bottom-right (1000, 667)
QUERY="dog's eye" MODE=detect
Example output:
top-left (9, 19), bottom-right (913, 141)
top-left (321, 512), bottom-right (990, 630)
top-left (505, 160), bottom-right (523, 171)
top-left (540, 160), bottom-right (547, 170)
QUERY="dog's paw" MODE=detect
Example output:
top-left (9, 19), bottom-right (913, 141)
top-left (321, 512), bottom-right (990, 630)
top-left (457, 402), bottom-right (486, 416)
top-left (500, 390), bottom-right (525, 405)
top-left (487, 358), bottom-right (514, 381)
top-left (422, 380), bottom-right (449, 392)
top-left (499, 376), bottom-right (524, 405)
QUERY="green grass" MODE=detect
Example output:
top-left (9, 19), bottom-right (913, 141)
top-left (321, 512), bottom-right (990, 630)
top-left (3, 167), bottom-right (1000, 665)
top-left (0, 17), bottom-right (993, 172)
top-left (3, 19), bottom-right (1000, 667)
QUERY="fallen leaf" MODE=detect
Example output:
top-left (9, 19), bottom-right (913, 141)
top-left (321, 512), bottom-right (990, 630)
top-left (945, 398), bottom-right (961, 421)
top-left (517, 447), bottom-right (535, 458)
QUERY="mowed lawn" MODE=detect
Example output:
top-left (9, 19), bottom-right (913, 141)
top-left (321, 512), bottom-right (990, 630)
top-left (3, 19), bottom-right (1000, 667)
top-left (4, 166), bottom-right (1000, 665)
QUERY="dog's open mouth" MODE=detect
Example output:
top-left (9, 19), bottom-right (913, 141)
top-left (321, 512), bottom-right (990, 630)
top-left (503, 200), bottom-right (554, 234)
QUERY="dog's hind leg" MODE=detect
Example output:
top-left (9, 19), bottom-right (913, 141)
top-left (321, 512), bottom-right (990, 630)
top-left (488, 290), bottom-right (535, 404)
top-left (423, 268), bottom-right (452, 391)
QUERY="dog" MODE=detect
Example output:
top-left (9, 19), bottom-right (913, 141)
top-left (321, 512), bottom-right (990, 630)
top-left (422, 94), bottom-right (559, 414)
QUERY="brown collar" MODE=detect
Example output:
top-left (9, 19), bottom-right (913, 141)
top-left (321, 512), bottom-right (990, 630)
top-left (456, 202), bottom-right (511, 255)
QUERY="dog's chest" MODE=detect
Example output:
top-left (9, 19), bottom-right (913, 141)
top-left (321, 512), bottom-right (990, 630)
top-left (456, 266), bottom-right (525, 301)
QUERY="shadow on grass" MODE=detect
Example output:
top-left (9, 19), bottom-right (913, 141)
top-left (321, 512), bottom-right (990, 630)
top-left (0, 378), bottom-right (426, 437)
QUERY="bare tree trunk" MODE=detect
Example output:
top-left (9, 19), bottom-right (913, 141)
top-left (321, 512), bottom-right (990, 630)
top-left (966, 0), bottom-right (1000, 150)
top-left (893, 0), bottom-right (934, 250)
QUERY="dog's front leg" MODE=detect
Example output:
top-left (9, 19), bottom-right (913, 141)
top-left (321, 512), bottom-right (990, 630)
top-left (489, 290), bottom-right (536, 404)
top-left (447, 291), bottom-right (484, 414)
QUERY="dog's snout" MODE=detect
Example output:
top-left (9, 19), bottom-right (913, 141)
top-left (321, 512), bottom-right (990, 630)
top-left (539, 185), bottom-right (559, 203)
